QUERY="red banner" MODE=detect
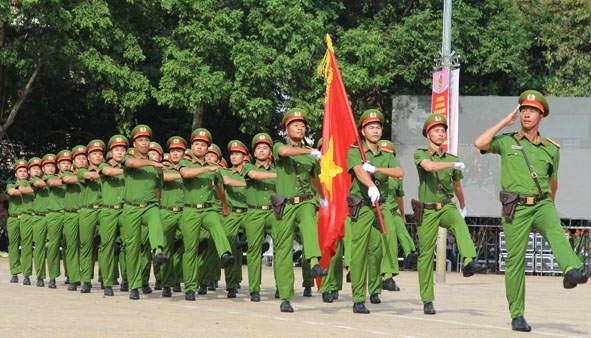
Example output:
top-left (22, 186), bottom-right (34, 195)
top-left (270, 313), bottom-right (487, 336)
top-left (316, 34), bottom-right (358, 288)
top-left (431, 69), bottom-right (450, 151)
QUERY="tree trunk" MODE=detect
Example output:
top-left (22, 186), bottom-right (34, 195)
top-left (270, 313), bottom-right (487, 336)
top-left (191, 102), bottom-right (204, 132)
top-left (0, 56), bottom-right (44, 140)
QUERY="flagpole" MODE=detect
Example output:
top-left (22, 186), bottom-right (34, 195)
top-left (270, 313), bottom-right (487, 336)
top-left (433, 0), bottom-right (460, 284)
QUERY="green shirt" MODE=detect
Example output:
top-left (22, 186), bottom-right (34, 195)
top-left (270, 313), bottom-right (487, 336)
top-left (385, 178), bottom-right (405, 210)
top-left (414, 146), bottom-right (462, 203)
top-left (77, 166), bottom-right (102, 205)
top-left (221, 167), bottom-right (248, 208)
top-left (273, 141), bottom-right (320, 198)
top-left (179, 158), bottom-right (222, 205)
top-left (243, 162), bottom-right (276, 206)
top-left (31, 176), bottom-right (50, 213)
top-left (18, 179), bottom-right (34, 212)
top-left (484, 131), bottom-right (558, 195)
top-left (45, 173), bottom-right (66, 211)
top-left (62, 170), bottom-right (83, 209)
top-left (6, 183), bottom-right (22, 215)
top-left (347, 142), bottom-right (400, 200)
top-left (99, 161), bottom-right (125, 206)
top-left (122, 154), bottom-right (162, 204)
top-left (161, 164), bottom-right (184, 208)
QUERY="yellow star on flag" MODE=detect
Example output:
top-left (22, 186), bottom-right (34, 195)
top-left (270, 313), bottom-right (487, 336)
top-left (320, 136), bottom-right (344, 203)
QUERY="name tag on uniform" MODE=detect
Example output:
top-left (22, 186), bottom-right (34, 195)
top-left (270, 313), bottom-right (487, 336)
top-left (511, 145), bottom-right (523, 150)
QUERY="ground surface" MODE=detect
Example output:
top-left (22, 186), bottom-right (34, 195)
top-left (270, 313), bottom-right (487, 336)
top-left (1, 257), bottom-right (589, 338)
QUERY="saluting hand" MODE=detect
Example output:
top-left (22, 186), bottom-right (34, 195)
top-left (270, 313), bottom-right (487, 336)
top-left (503, 105), bottom-right (520, 127)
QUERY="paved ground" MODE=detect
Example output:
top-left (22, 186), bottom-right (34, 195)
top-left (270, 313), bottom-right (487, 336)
top-left (1, 257), bottom-right (589, 338)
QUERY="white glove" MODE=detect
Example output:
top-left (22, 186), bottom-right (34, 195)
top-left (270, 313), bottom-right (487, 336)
top-left (453, 162), bottom-right (465, 170)
top-left (367, 186), bottom-right (380, 203)
top-left (310, 149), bottom-right (322, 161)
top-left (460, 206), bottom-right (468, 219)
top-left (319, 198), bottom-right (328, 209)
top-left (362, 162), bottom-right (376, 173)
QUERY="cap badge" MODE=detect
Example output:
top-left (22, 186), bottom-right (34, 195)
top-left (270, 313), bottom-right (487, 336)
top-left (527, 94), bottom-right (536, 101)
top-left (140, 127), bottom-right (147, 132)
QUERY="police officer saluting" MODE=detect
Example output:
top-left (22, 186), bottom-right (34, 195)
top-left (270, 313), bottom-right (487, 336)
top-left (474, 90), bottom-right (588, 332)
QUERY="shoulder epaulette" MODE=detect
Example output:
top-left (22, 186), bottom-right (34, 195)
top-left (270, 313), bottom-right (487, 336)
top-left (546, 137), bottom-right (560, 148)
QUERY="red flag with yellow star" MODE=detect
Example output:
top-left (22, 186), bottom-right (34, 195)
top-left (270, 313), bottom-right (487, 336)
top-left (316, 34), bottom-right (358, 284)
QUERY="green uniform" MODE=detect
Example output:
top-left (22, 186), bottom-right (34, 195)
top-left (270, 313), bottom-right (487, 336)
top-left (77, 165), bottom-right (102, 284)
top-left (346, 142), bottom-right (399, 303)
top-left (159, 163), bottom-right (185, 289)
top-left (273, 141), bottom-right (321, 301)
top-left (45, 173), bottom-right (66, 281)
top-left (179, 157), bottom-right (231, 294)
top-left (414, 147), bottom-right (477, 303)
top-left (121, 153), bottom-right (165, 291)
top-left (221, 167), bottom-right (248, 291)
top-left (318, 238), bottom-right (344, 295)
top-left (243, 161), bottom-right (276, 294)
top-left (484, 131), bottom-right (582, 319)
top-left (19, 179), bottom-right (35, 279)
top-left (62, 170), bottom-right (83, 285)
top-left (6, 183), bottom-right (22, 276)
top-left (31, 175), bottom-right (50, 281)
top-left (98, 160), bottom-right (125, 288)
top-left (386, 179), bottom-right (416, 266)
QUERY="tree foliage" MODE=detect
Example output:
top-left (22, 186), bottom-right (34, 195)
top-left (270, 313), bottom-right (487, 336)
top-left (0, 0), bottom-right (588, 160)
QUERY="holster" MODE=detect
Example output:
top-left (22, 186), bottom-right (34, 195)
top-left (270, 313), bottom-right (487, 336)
top-left (346, 196), bottom-right (364, 221)
top-left (411, 199), bottom-right (425, 225)
top-left (499, 191), bottom-right (519, 222)
top-left (270, 194), bottom-right (287, 220)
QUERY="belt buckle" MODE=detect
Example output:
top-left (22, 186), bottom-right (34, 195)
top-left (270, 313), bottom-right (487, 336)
top-left (114, 205), bottom-right (122, 209)
top-left (525, 196), bottom-right (535, 205)
top-left (196, 203), bottom-right (204, 208)
top-left (93, 204), bottom-right (100, 209)
top-left (293, 196), bottom-right (300, 204)
top-left (140, 203), bottom-right (147, 208)
top-left (435, 202), bottom-right (442, 211)
top-left (261, 205), bottom-right (269, 210)
top-left (235, 209), bottom-right (243, 213)
top-left (31, 212), bottom-right (36, 216)
top-left (172, 207), bottom-right (180, 212)
top-left (17, 215), bottom-right (21, 219)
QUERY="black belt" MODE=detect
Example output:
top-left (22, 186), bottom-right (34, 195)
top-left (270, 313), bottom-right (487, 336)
top-left (124, 202), bottom-right (149, 208)
top-left (32, 212), bottom-right (47, 217)
top-left (248, 205), bottom-right (271, 210)
top-left (21, 211), bottom-right (34, 216)
top-left (517, 193), bottom-right (549, 206)
top-left (161, 206), bottom-right (183, 212)
top-left (81, 204), bottom-right (101, 209)
top-left (184, 203), bottom-right (214, 209)
top-left (64, 209), bottom-right (80, 213)
top-left (359, 198), bottom-right (386, 207)
top-left (102, 204), bottom-right (123, 209)
top-left (231, 207), bottom-right (247, 213)
top-left (48, 209), bottom-right (66, 213)
top-left (9, 214), bottom-right (21, 218)
top-left (422, 198), bottom-right (453, 211)
top-left (285, 195), bottom-right (314, 204)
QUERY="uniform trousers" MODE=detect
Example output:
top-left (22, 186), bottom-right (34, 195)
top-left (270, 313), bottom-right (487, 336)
top-left (417, 203), bottom-right (476, 303)
top-left (7, 216), bottom-right (22, 276)
top-left (504, 199), bottom-right (582, 318)
top-left (274, 201), bottom-right (321, 301)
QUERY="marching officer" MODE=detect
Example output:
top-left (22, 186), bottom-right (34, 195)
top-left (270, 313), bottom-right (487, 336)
top-left (6, 159), bottom-right (28, 283)
top-left (159, 136), bottom-right (188, 297)
top-left (77, 140), bottom-right (105, 293)
top-left (346, 109), bottom-right (403, 314)
top-left (178, 128), bottom-right (235, 301)
top-left (414, 113), bottom-right (485, 315)
top-left (474, 90), bottom-right (588, 331)
top-left (18, 157), bottom-right (42, 286)
top-left (45, 151), bottom-right (71, 289)
top-left (273, 108), bottom-right (328, 313)
top-left (97, 135), bottom-right (128, 296)
top-left (120, 124), bottom-right (168, 300)
top-left (61, 145), bottom-right (88, 291)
